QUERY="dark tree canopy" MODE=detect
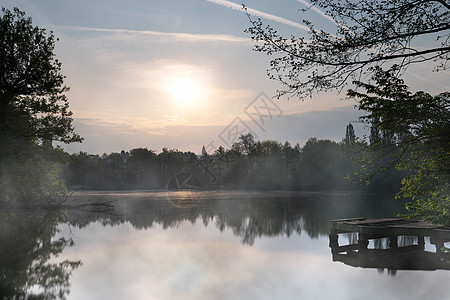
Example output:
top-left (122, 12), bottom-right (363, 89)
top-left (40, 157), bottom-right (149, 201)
top-left (350, 67), bottom-right (450, 155)
top-left (247, 1), bottom-right (450, 223)
top-left (245, 0), bottom-right (450, 98)
top-left (348, 67), bottom-right (450, 224)
top-left (0, 7), bottom-right (81, 148)
top-left (0, 7), bottom-right (81, 203)
top-left (344, 123), bottom-right (356, 145)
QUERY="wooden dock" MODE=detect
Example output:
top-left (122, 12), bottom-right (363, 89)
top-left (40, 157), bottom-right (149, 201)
top-left (329, 218), bottom-right (450, 271)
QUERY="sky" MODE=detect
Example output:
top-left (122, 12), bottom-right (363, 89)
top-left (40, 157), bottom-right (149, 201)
top-left (4, 0), bottom-right (449, 154)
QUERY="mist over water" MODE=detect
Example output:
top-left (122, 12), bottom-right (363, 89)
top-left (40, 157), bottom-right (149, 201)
top-left (2, 191), bottom-right (448, 300)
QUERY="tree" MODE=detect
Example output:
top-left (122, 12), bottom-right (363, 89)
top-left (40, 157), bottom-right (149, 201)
top-left (245, 0), bottom-right (450, 98)
top-left (246, 0), bottom-right (450, 222)
top-left (369, 118), bottom-right (382, 146)
top-left (232, 133), bottom-right (259, 175)
top-left (128, 148), bottom-right (159, 188)
top-left (348, 66), bottom-right (450, 224)
top-left (0, 7), bottom-right (81, 147)
top-left (344, 123), bottom-right (356, 145)
top-left (0, 7), bottom-right (81, 202)
top-left (298, 138), bottom-right (352, 190)
top-left (282, 141), bottom-right (301, 188)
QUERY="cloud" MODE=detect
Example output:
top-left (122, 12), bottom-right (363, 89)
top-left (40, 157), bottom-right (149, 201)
top-left (57, 25), bottom-right (250, 43)
top-left (297, 0), bottom-right (335, 23)
top-left (75, 118), bottom-right (170, 136)
top-left (206, 0), bottom-right (309, 31)
top-left (297, 0), bottom-right (352, 33)
top-left (61, 105), bottom-right (365, 155)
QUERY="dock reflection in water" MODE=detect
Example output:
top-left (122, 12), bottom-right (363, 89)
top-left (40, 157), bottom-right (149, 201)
top-left (2, 192), bottom-right (450, 299)
top-left (329, 218), bottom-right (450, 274)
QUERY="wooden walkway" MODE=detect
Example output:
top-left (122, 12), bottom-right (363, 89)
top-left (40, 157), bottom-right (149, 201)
top-left (329, 218), bottom-right (450, 271)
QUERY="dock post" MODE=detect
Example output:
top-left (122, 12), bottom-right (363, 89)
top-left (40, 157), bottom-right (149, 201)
top-left (358, 233), bottom-right (369, 251)
top-left (435, 240), bottom-right (444, 255)
top-left (389, 236), bottom-right (398, 249)
top-left (430, 236), bottom-right (445, 256)
top-left (417, 236), bottom-right (425, 250)
top-left (329, 229), bottom-right (339, 253)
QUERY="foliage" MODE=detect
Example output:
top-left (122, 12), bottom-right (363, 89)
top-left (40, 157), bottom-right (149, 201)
top-left (63, 133), bottom-right (390, 192)
top-left (347, 66), bottom-right (450, 224)
top-left (0, 7), bottom-right (81, 203)
top-left (245, 0), bottom-right (450, 98)
top-left (0, 7), bottom-right (81, 146)
top-left (300, 138), bottom-right (346, 190)
top-left (344, 124), bottom-right (356, 145)
top-left (246, 0), bottom-right (450, 223)
top-left (0, 144), bottom-right (69, 204)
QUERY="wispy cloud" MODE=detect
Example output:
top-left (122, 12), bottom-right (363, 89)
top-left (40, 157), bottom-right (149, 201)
top-left (206, 0), bottom-right (309, 31)
top-left (297, 0), bottom-right (352, 33)
top-left (76, 118), bottom-right (173, 136)
top-left (297, 0), bottom-right (335, 23)
top-left (408, 72), bottom-right (449, 92)
top-left (58, 25), bottom-right (250, 43)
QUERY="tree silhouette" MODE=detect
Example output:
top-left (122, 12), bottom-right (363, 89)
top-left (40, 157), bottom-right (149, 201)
top-left (245, 0), bottom-right (450, 98)
top-left (344, 124), bottom-right (356, 145)
top-left (0, 7), bottom-right (81, 148)
top-left (0, 7), bottom-right (81, 203)
top-left (348, 67), bottom-right (450, 224)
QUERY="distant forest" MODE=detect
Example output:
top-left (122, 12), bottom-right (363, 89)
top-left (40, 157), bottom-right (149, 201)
top-left (62, 124), bottom-right (406, 193)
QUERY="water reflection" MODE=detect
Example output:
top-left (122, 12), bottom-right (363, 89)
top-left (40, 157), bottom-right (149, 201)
top-left (4, 191), bottom-right (446, 299)
top-left (0, 211), bottom-right (80, 299)
top-left (65, 191), bottom-right (406, 245)
top-left (329, 219), bottom-right (450, 275)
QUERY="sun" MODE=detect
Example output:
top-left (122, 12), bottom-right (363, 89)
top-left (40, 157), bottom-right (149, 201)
top-left (166, 77), bottom-right (202, 104)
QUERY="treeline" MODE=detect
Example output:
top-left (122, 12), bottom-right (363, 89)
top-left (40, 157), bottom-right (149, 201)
top-left (62, 124), bottom-right (406, 192)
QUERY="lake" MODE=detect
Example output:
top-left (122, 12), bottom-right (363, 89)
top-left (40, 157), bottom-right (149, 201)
top-left (2, 191), bottom-right (449, 299)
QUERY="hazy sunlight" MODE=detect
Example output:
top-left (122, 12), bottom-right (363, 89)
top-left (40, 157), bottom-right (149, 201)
top-left (166, 77), bottom-right (202, 104)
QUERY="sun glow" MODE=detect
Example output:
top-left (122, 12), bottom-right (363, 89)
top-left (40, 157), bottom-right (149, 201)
top-left (166, 77), bottom-right (203, 104)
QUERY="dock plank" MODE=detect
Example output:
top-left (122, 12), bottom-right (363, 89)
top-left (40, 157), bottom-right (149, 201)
top-left (331, 218), bottom-right (450, 240)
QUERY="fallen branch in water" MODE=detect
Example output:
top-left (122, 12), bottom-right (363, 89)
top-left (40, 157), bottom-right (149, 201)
top-left (0, 200), bottom-right (116, 213)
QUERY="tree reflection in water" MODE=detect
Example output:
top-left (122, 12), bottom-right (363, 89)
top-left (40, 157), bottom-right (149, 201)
top-left (65, 191), bottom-right (406, 245)
top-left (0, 211), bottom-right (80, 299)
top-left (0, 191), bottom-right (413, 297)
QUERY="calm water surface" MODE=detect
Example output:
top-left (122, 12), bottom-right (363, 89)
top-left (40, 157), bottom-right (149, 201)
top-left (2, 191), bottom-right (449, 299)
